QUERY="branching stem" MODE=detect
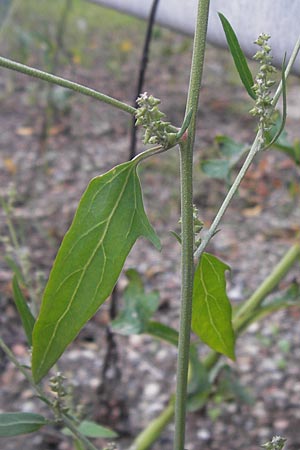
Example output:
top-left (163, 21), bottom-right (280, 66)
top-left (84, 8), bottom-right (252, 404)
top-left (0, 56), bottom-right (136, 115)
top-left (194, 36), bottom-right (300, 260)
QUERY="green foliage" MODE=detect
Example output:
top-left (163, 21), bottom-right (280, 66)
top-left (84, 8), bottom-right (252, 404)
top-left (215, 365), bottom-right (254, 405)
top-left (218, 13), bottom-right (256, 99)
top-left (186, 348), bottom-right (211, 412)
top-left (146, 321), bottom-right (179, 347)
top-left (0, 412), bottom-right (48, 437)
top-left (266, 112), bottom-right (300, 164)
top-left (111, 269), bottom-right (159, 335)
top-left (32, 160), bottom-right (160, 382)
top-left (63, 420), bottom-right (118, 439)
top-left (12, 275), bottom-right (35, 346)
top-left (200, 135), bottom-right (248, 181)
top-left (192, 253), bottom-right (235, 359)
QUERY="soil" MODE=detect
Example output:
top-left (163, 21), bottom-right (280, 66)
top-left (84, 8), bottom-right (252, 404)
top-left (0, 18), bottom-right (300, 450)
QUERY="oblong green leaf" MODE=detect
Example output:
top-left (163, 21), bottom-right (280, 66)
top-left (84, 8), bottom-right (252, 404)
top-left (146, 321), bottom-right (179, 347)
top-left (32, 161), bottom-right (160, 382)
top-left (0, 412), bottom-right (48, 437)
top-left (201, 159), bottom-right (230, 180)
top-left (218, 13), bottom-right (256, 100)
top-left (12, 275), bottom-right (35, 346)
top-left (78, 420), bottom-right (117, 438)
top-left (63, 420), bottom-right (118, 439)
top-left (192, 253), bottom-right (235, 359)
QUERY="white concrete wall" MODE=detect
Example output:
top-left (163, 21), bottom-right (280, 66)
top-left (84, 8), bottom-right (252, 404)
top-left (89, 0), bottom-right (300, 75)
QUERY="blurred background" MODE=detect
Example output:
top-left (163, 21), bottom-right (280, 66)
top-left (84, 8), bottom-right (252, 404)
top-left (0, 1), bottom-right (300, 449)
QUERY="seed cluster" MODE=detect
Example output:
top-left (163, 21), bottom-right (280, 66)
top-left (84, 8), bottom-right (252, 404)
top-left (135, 93), bottom-right (176, 148)
top-left (261, 436), bottom-right (287, 450)
top-left (249, 33), bottom-right (276, 143)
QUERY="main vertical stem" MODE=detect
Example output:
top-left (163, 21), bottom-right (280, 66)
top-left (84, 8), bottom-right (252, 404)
top-left (174, 1), bottom-right (210, 449)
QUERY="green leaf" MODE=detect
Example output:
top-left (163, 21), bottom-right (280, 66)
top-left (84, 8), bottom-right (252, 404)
top-left (215, 135), bottom-right (246, 158)
top-left (201, 159), bottom-right (230, 180)
top-left (79, 420), bottom-right (118, 438)
top-left (146, 321), bottom-right (179, 347)
top-left (265, 112), bottom-right (300, 164)
top-left (216, 365), bottom-right (254, 405)
top-left (63, 420), bottom-right (118, 439)
top-left (0, 412), bottom-right (48, 437)
top-left (4, 256), bottom-right (25, 285)
top-left (192, 253), bottom-right (235, 359)
top-left (32, 161), bottom-right (160, 382)
top-left (218, 13), bottom-right (256, 100)
top-left (200, 135), bottom-right (249, 181)
top-left (187, 347), bottom-right (211, 412)
top-left (12, 275), bottom-right (35, 346)
top-left (111, 269), bottom-right (159, 335)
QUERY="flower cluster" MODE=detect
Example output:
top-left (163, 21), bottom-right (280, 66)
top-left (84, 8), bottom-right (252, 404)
top-left (50, 372), bottom-right (69, 415)
top-left (249, 33), bottom-right (277, 143)
top-left (261, 436), bottom-right (287, 450)
top-left (135, 93), bottom-right (176, 148)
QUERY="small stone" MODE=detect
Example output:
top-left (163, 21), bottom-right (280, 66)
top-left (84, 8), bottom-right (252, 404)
top-left (143, 382), bottom-right (160, 399)
top-left (197, 428), bottom-right (211, 440)
top-left (274, 419), bottom-right (289, 430)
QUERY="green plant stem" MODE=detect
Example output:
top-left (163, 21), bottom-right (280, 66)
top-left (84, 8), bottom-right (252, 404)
top-left (272, 36), bottom-right (300, 106)
top-left (132, 241), bottom-right (299, 450)
top-left (194, 36), bottom-right (300, 260)
top-left (0, 337), bottom-right (99, 450)
top-left (61, 414), bottom-right (99, 450)
top-left (0, 56), bottom-right (136, 115)
top-left (233, 242), bottom-right (300, 332)
top-left (129, 398), bottom-right (175, 450)
top-left (174, 1), bottom-right (210, 449)
top-left (194, 131), bottom-right (263, 258)
top-left (1, 198), bottom-right (20, 250)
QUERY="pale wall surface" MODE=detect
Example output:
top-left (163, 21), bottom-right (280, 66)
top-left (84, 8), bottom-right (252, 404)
top-left (89, 0), bottom-right (300, 75)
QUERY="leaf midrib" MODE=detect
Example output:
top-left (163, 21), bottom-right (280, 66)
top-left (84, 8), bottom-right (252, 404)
top-left (35, 164), bottom-right (136, 376)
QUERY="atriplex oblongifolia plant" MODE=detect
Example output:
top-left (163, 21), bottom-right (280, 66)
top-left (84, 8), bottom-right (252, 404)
top-left (0, 2), bottom-right (300, 450)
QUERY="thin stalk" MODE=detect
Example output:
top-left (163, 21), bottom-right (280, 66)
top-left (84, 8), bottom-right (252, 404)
top-left (174, 1), bottom-right (210, 449)
top-left (195, 132), bottom-right (262, 258)
top-left (233, 242), bottom-right (300, 332)
top-left (129, 398), bottom-right (175, 450)
top-left (0, 56), bottom-right (136, 115)
top-left (61, 414), bottom-right (99, 450)
top-left (0, 337), bottom-right (99, 450)
top-left (1, 199), bottom-right (20, 250)
top-left (194, 36), bottom-right (300, 260)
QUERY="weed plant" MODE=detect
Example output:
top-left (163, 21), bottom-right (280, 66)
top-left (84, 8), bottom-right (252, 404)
top-left (0, 1), bottom-right (300, 450)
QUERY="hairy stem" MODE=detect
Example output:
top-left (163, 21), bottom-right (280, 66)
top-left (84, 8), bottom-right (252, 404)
top-left (0, 56), bottom-right (136, 115)
top-left (174, 1), bottom-right (210, 449)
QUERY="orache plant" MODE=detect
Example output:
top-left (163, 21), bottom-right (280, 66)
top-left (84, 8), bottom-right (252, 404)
top-left (0, 1), bottom-right (300, 449)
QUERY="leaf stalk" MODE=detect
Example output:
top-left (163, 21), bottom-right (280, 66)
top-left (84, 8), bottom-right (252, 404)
top-left (0, 56), bottom-right (136, 115)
